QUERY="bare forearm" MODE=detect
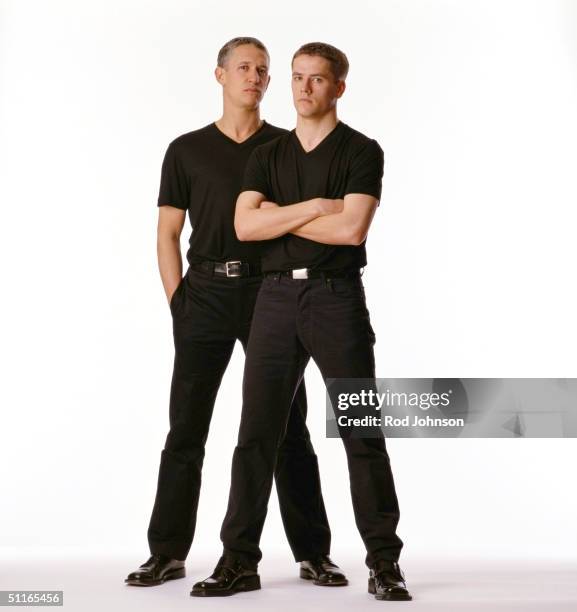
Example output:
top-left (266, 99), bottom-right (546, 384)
top-left (291, 194), bottom-right (377, 245)
top-left (157, 234), bottom-right (182, 304)
top-left (291, 213), bottom-right (353, 245)
top-left (236, 198), bottom-right (323, 241)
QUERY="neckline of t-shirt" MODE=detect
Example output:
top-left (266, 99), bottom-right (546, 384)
top-left (290, 120), bottom-right (344, 156)
top-left (211, 120), bottom-right (268, 146)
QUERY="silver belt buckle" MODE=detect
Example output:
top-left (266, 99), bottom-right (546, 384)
top-left (225, 260), bottom-right (242, 277)
top-left (291, 268), bottom-right (309, 279)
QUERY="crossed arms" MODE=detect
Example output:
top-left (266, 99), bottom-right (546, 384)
top-left (234, 191), bottom-right (378, 246)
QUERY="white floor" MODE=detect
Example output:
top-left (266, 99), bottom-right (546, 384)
top-left (1, 553), bottom-right (576, 611)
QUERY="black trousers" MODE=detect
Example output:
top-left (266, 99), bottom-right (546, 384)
top-left (220, 272), bottom-right (403, 569)
top-left (147, 266), bottom-right (331, 561)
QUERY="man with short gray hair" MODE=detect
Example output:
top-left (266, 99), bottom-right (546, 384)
top-left (125, 37), bottom-right (346, 590)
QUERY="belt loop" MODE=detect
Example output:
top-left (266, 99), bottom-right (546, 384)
top-left (322, 271), bottom-right (334, 293)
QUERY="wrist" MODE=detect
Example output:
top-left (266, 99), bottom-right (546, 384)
top-left (310, 197), bottom-right (325, 216)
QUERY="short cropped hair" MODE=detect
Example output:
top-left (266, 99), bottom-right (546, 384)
top-left (292, 42), bottom-right (349, 80)
top-left (217, 37), bottom-right (269, 68)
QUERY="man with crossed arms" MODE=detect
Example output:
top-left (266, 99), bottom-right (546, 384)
top-left (192, 42), bottom-right (411, 601)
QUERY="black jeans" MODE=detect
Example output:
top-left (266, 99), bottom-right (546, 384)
top-left (147, 266), bottom-right (331, 561)
top-left (220, 272), bottom-right (403, 569)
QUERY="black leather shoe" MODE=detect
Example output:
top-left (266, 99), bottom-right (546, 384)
top-left (299, 555), bottom-right (348, 586)
top-left (190, 556), bottom-right (261, 597)
top-left (124, 553), bottom-right (185, 586)
top-left (368, 560), bottom-right (412, 601)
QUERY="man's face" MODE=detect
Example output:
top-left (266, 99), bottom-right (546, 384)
top-left (291, 54), bottom-right (345, 118)
top-left (216, 44), bottom-right (270, 109)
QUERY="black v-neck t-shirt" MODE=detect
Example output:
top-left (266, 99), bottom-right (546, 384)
top-left (157, 121), bottom-right (287, 265)
top-left (240, 121), bottom-right (384, 272)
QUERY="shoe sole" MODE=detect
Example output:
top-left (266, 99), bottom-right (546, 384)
top-left (125, 567), bottom-right (185, 586)
top-left (190, 575), bottom-right (261, 597)
top-left (368, 577), bottom-right (412, 601)
top-left (300, 568), bottom-right (349, 587)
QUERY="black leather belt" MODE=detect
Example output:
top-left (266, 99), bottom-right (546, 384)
top-left (265, 267), bottom-right (361, 280)
top-left (192, 260), bottom-right (262, 278)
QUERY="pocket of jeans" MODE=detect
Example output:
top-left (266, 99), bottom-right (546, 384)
top-left (169, 276), bottom-right (185, 314)
top-left (329, 276), bottom-right (364, 298)
top-left (367, 318), bottom-right (376, 345)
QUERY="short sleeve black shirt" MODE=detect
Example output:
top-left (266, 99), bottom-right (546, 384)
top-left (240, 121), bottom-right (384, 272)
top-left (157, 121), bottom-right (287, 266)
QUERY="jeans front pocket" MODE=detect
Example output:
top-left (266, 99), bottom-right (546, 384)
top-left (169, 276), bottom-right (186, 315)
top-left (327, 275), bottom-right (364, 298)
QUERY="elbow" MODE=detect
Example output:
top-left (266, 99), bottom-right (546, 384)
top-left (157, 230), bottom-right (181, 248)
top-left (235, 209), bottom-right (266, 242)
top-left (235, 220), bottom-right (252, 242)
top-left (342, 227), bottom-right (367, 246)
top-left (235, 226), bottom-right (249, 242)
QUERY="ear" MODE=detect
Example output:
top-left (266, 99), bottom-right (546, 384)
top-left (215, 66), bottom-right (225, 85)
top-left (336, 79), bottom-right (346, 99)
top-left (263, 74), bottom-right (271, 92)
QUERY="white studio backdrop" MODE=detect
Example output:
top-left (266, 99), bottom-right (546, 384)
top-left (0, 0), bottom-right (576, 564)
